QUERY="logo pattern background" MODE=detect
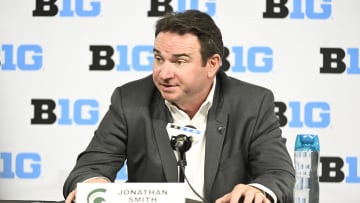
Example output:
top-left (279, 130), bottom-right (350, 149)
top-left (0, 0), bottom-right (359, 202)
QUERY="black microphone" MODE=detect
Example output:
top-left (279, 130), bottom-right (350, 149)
top-left (168, 124), bottom-right (210, 203)
top-left (170, 124), bottom-right (195, 182)
top-left (170, 133), bottom-right (193, 172)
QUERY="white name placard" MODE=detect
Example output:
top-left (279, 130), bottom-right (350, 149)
top-left (76, 182), bottom-right (185, 203)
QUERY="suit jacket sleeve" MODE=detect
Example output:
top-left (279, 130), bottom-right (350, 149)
top-left (246, 90), bottom-right (295, 203)
top-left (63, 87), bottom-right (128, 197)
top-left (206, 76), bottom-right (295, 203)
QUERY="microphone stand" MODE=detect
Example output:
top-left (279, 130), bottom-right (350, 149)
top-left (176, 148), bottom-right (187, 182)
top-left (176, 148), bottom-right (209, 203)
top-left (170, 132), bottom-right (209, 203)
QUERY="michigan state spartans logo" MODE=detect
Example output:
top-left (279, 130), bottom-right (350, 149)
top-left (87, 188), bottom-right (107, 203)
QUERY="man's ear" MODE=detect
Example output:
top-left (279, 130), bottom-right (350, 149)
top-left (207, 54), bottom-right (221, 78)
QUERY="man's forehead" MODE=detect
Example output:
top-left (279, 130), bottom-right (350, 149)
top-left (154, 33), bottom-right (200, 57)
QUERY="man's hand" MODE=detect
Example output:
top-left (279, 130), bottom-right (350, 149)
top-left (65, 190), bottom-right (77, 203)
top-left (65, 177), bottom-right (110, 203)
top-left (215, 184), bottom-right (271, 203)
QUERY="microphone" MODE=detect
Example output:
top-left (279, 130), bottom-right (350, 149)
top-left (170, 133), bottom-right (193, 152)
top-left (169, 125), bottom-right (193, 182)
top-left (170, 133), bottom-right (193, 170)
top-left (167, 123), bottom-right (209, 203)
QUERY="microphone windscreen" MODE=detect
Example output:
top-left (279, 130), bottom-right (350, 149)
top-left (166, 123), bottom-right (201, 138)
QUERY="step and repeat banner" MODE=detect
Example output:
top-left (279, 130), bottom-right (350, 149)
top-left (1, 0), bottom-right (359, 202)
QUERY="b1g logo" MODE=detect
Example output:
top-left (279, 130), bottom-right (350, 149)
top-left (263, 0), bottom-right (332, 19)
top-left (320, 156), bottom-right (360, 183)
top-left (0, 152), bottom-right (41, 179)
top-left (148, 0), bottom-right (217, 16)
top-left (32, 0), bottom-right (101, 17)
top-left (320, 48), bottom-right (360, 74)
top-left (115, 161), bottom-right (128, 182)
top-left (1, 44), bottom-right (43, 71)
top-left (89, 45), bottom-right (153, 71)
top-left (275, 101), bottom-right (330, 128)
top-left (231, 46), bottom-right (273, 73)
top-left (89, 45), bottom-right (273, 73)
top-left (31, 99), bottom-right (99, 125)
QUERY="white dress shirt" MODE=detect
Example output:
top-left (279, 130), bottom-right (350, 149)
top-left (165, 78), bottom-right (277, 202)
top-left (165, 79), bottom-right (215, 201)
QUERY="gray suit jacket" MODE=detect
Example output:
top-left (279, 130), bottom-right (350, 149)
top-left (63, 70), bottom-right (295, 203)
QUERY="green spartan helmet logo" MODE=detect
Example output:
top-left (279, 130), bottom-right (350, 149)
top-left (87, 188), bottom-right (107, 203)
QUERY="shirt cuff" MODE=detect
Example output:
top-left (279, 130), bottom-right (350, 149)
top-left (248, 183), bottom-right (277, 203)
top-left (83, 177), bottom-right (111, 183)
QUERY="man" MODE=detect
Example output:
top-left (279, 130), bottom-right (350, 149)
top-left (63, 10), bottom-right (295, 203)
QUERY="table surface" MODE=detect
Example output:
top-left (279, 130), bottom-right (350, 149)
top-left (0, 199), bottom-right (202, 203)
top-left (0, 201), bottom-right (64, 203)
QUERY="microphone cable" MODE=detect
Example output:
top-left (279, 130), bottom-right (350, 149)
top-left (169, 124), bottom-right (209, 203)
top-left (176, 148), bottom-right (210, 203)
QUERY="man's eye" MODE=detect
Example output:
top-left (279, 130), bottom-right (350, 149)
top-left (174, 60), bottom-right (185, 65)
top-left (155, 56), bottom-right (163, 62)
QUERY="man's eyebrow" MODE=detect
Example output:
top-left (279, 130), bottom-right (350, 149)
top-left (153, 48), bottom-right (160, 54)
top-left (153, 48), bottom-right (191, 59)
top-left (153, 48), bottom-right (190, 57)
top-left (173, 53), bottom-right (190, 58)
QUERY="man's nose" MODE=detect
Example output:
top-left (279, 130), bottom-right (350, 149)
top-left (159, 63), bottom-right (175, 79)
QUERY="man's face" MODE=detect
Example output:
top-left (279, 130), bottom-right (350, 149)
top-left (152, 31), bottom-right (218, 110)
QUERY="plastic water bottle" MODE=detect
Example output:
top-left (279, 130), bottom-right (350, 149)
top-left (293, 134), bottom-right (320, 203)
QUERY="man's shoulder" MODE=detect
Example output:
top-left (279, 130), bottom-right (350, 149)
top-left (115, 74), bottom-right (157, 95)
top-left (218, 71), bottom-right (272, 94)
top-left (121, 74), bottom-right (154, 89)
top-left (112, 74), bottom-right (158, 104)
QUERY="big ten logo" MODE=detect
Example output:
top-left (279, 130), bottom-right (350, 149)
top-left (0, 152), bottom-right (41, 179)
top-left (230, 46), bottom-right (273, 73)
top-left (148, 0), bottom-right (217, 17)
top-left (115, 161), bottom-right (128, 182)
top-left (89, 45), bottom-right (273, 73)
top-left (168, 124), bottom-right (201, 135)
top-left (275, 101), bottom-right (330, 128)
top-left (32, 0), bottom-right (101, 17)
top-left (0, 44), bottom-right (43, 71)
top-left (320, 156), bottom-right (360, 183)
top-left (89, 45), bottom-right (153, 71)
top-left (31, 99), bottom-right (99, 125)
top-left (263, 0), bottom-right (332, 19)
top-left (320, 48), bottom-right (360, 74)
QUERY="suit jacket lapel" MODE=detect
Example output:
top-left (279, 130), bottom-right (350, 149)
top-left (204, 73), bottom-right (228, 197)
top-left (204, 109), bottom-right (228, 197)
top-left (150, 71), bottom-right (229, 189)
top-left (151, 92), bottom-right (178, 182)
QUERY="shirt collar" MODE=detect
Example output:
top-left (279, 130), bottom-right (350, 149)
top-left (165, 77), bottom-right (216, 117)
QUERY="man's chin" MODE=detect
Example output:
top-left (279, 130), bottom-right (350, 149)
top-left (161, 93), bottom-right (178, 103)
